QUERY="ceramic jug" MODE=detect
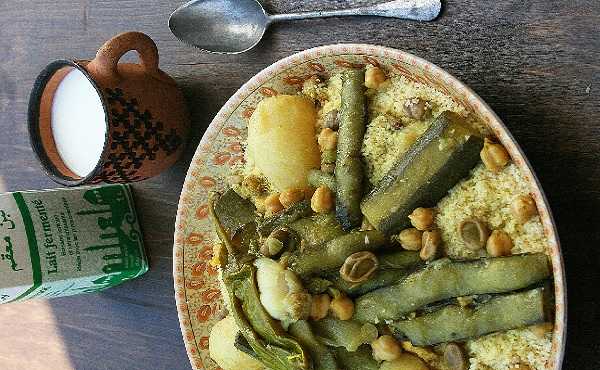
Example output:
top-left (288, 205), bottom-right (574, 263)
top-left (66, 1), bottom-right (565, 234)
top-left (29, 31), bottom-right (190, 185)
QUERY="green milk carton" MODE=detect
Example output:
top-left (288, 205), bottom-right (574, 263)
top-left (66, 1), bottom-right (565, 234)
top-left (0, 184), bottom-right (148, 304)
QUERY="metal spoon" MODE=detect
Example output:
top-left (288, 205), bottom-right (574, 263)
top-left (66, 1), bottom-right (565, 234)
top-left (169, 0), bottom-right (442, 54)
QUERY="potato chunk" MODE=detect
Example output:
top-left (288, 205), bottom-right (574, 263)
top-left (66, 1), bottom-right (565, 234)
top-left (209, 316), bottom-right (264, 370)
top-left (247, 95), bottom-right (321, 191)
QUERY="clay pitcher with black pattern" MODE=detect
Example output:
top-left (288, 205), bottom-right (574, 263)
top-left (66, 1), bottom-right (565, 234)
top-left (29, 31), bottom-right (190, 186)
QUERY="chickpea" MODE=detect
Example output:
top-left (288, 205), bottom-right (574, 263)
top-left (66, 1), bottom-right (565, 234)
top-left (318, 128), bottom-right (338, 151)
top-left (379, 353), bottom-right (429, 370)
top-left (444, 343), bottom-right (467, 370)
top-left (371, 335), bottom-right (403, 362)
top-left (310, 294), bottom-right (331, 321)
top-left (480, 138), bottom-right (510, 173)
top-left (311, 186), bottom-right (334, 213)
top-left (408, 207), bottom-right (435, 231)
top-left (330, 295), bottom-right (354, 320)
top-left (365, 66), bottom-right (387, 89)
top-left (404, 98), bottom-right (429, 120)
top-left (279, 188), bottom-right (305, 208)
top-left (242, 174), bottom-right (266, 196)
top-left (398, 228), bottom-right (423, 251)
top-left (486, 229), bottom-right (513, 257)
top-left (265, 193), bottom-right (284, 215)
top-left (420, 229), bottom-right (442, 261)
top-left (512, 194), bottom-right (538, 223)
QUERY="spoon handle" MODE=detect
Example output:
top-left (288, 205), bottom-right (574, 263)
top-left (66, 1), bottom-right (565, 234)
top-left (268, 0), bottom-right (441, 23)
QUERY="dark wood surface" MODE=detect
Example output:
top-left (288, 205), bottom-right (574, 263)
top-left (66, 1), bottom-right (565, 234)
top-left (1, 0), bottom-right (598, 369)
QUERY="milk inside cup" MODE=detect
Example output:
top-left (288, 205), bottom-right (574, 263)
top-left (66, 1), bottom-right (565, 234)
top-left (50, 68), bottom-right (107, 177)
top-left (29, 60), bottom-right (109, 185)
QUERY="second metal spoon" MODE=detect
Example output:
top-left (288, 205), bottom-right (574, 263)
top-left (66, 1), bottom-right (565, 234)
top-left (169, 0), bottom-right (442, 54)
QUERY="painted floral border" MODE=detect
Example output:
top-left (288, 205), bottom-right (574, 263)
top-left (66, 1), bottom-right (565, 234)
top-left (173, 44), bottom-right (566, 370)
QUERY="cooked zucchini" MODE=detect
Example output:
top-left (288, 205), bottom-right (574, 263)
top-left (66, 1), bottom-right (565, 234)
top-left (289, 321), bottom-right (338, 370)
top-left (335, 70), bottom-right (367, 230)
top-left (354, 254), bottom-right (551, 323)
top-left (289, 230), bottom-right (387, 277)
top-left (361, 111), bottom-right (484, 235)
top-left (258, 200), bottom-right (312, 236)
top-left (392, 287), bottom-right (548, 345)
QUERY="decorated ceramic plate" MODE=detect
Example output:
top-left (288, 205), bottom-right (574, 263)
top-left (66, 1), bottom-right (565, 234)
top-left (173, 45), bottom-right (566, 370)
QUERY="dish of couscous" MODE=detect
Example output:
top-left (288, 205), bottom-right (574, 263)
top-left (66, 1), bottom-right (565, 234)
top-left (173, 46), bottom-right (564, 370)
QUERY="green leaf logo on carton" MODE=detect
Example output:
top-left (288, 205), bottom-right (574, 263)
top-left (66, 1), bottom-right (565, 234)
top-left (76, 186), bottom-right (145, 292)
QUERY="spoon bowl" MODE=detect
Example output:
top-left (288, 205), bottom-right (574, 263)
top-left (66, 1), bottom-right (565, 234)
top-left (169, 0), bottom-right (269, 54)
top-left (169, 0), bottom-right (442, 54)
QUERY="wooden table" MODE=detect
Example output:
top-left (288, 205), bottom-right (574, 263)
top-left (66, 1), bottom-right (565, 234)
top-left (1, 1), bottom-right (598, 369)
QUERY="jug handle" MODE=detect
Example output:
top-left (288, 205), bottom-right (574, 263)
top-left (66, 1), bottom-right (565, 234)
top-left (87, 31), bottom-right (160, 81)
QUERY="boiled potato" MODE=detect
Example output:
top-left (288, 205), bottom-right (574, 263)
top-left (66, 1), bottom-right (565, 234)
top-left (209, 316), bottom-right (264, 370)
top-left (247, 95), bottom-right (321, 191)
top-left (379, 353), bottom-right (430, 370)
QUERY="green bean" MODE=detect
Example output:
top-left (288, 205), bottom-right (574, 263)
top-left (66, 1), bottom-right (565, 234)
top-left (213, 188), bottom-right (256, 236)
top-left (354, 254), bottom-right (551, 323)
top-left (258, 200), bottom-right (312, 236)
top-left (289, 230), bottom-right (387, 277)
top-left (289, 213), bottom-right (344, 249)
top-left (330, 251), bottom-right (423, 296)
top-left (392, 287), bottom-right (548, 345)
top-left (289, 321), bottom-right (338, 370)
top-left (333, 346), bottom-right (379, 370)
top-left (377, 250), bottom-right (424, 269)
top-left (335, 69), bottom-right (367, 230)
top-left (310, 318), bottom-right (378, 352)
top-left (308, 169), bottom-right (337, 192)
top-left (210, 190), bottom-right (259, 257)
top-left (209, 191), bottom-right (258, 263)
